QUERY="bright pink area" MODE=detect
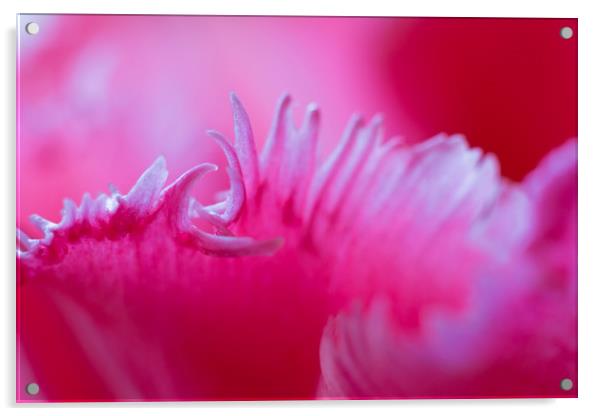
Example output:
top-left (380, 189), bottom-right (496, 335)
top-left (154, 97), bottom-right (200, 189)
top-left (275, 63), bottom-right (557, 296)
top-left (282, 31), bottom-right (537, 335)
top-left (17, 16), bottom-right (577, 402)
top-left (18, 16), bottom-right (576, 236)
top-left (17, 15), bottom-right (407, 235)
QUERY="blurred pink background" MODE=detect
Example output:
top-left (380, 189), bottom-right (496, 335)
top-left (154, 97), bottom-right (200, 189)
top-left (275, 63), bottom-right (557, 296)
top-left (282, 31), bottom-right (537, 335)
top-left (17, 15), bottom-right (577, 236)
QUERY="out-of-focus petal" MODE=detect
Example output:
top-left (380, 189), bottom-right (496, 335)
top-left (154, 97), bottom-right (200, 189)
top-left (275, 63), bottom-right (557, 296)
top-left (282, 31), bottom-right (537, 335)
top-left (318, 141), bottom-right (577, 399)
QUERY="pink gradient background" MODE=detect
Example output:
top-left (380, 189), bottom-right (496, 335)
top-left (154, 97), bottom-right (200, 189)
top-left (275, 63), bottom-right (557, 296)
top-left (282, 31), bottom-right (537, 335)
top-left (17, 15), bottom-right (577, 237)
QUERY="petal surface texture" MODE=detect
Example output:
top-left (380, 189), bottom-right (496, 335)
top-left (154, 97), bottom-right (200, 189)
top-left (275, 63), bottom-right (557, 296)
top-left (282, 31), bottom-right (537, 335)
top-left (17, 94), bottom-right (576, 401)
top-left (318, 140), bottom-right (577, 399)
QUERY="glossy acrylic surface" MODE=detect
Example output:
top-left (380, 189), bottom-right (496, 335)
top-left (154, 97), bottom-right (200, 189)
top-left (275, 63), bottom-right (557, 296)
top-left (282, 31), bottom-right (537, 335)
top-left (16, 14), bottom-right (577, 402)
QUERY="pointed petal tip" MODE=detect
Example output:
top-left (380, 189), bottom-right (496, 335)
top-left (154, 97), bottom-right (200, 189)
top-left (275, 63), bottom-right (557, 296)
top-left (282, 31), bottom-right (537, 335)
top-left (229, 90), bottom-right (239, 101)
top-left (140, 155), bottom-right (169, 181)
top-left (350, 113), bottom-right (365, 126)
top-left (175, 163), bottom-right (218, 186)
top-left (229, 93), bottom-right (253, 126)
top-left (305, 103), bottom-right (321, 122)
top-left (29, 214), bottom-right (56, 238)
top-left (186, 163), bottom-right (219, 179)
top-left (62, 198), bottom-right (77, 211)
top-left (206, 131), bottom-right (235, 173)
top-left (371, 113), bottom-right (384, 125)
top-left (206, 129), bottom-right (227, 141)
top-left (162, 163), bottom-right (218, 209)
top-left (28, 213), bottom-right (50, 225)
top-left (278, 92), bottom-right (293, 108)
top-left (307, 102), bottom-right (320, 113)
top-left (301, 103), bottom-right (321, 127)
top-left (229, 91), bottom-right (245, 111)
top-left (123, 155), bottom-right (170, 212)
top-left (203, 163), bottom-right (219, 173)
top-left (151, 155), bottom-right (167, 169)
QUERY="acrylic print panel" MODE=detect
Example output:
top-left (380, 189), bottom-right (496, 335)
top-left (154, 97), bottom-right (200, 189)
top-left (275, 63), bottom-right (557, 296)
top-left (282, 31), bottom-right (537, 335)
top-left (16, 14), bottom-right (577, 402)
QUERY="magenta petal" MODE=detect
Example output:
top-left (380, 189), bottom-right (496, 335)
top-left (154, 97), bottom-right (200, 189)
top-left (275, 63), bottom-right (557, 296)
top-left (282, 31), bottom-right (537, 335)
top-left (230, 92), bottom-right (261, 196)
top-left (17, 93), bottom-right (576, 401)
top-left (318, 140), bottom-right (577, 399)
top-left (205, 130), bottom-right (245, 226)
top-left (17, 153), bottom-right (318, 400)
top-left (17, 96), bottom-right (331, 401)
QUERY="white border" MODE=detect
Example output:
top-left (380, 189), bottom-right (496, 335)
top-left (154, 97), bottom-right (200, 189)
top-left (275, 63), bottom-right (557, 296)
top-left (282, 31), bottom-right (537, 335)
top-left (2, 1), bottom-right (601, 415)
